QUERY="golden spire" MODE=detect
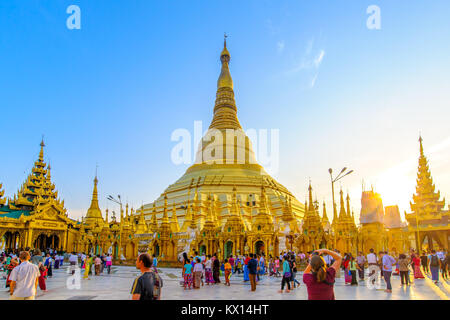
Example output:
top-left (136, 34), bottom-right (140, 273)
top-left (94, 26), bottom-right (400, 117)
top-left (346, 192), bottom-right (351, 219)
top-left (308, 181), bottom-right (314, 212)
top-left (150, 202), bottom-right (158, 231)
top-left (338, 188), bottom-right (346, 220)
top-left (85, 173), bottom-right (103, 226)
top-left (162, 193), bottom-right (170, 224)
top-left (209, 35), bottom-right (242, 130)
top-left (171, 202), bottom-right (180, 232)
top-left (322, 201), bottom-right (329, 222)
top-left (38, 137), bottom-right (45, 162)
top-left (135, 205), bottom-right (148, 234)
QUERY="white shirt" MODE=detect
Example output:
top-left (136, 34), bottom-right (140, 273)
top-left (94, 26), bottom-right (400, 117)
top-left (69, 254), bottom-right (78, 263)
top-left (323, 254), bottom-right (332, 265)
top-left (81, 254), bottom-right (86, 261)
top-left (436, 251), bottom-right (445, 260)
top-left (106, 256), bottom-right (112, 262)
top-left (9, 261), bottom-right (40, 298)
top-left (367, 253), bottom-right (378, 264)
top-left (205, 260), bottom-right (212, 269)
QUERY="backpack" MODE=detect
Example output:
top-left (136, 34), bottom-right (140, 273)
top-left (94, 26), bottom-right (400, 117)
top-left (151, 272), bottom-right (162, 300)
top-left (430, 255), bottom-right (439, 267)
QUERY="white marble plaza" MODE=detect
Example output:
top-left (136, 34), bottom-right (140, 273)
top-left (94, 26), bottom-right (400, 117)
top-left (0, 265), bottom-right (448, 300)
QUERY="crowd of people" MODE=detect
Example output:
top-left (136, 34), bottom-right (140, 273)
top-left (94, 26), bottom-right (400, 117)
top-left (177, 247), bottom-right (448, 299)
top-left (0, 248), bottom-right (115, 300)
top-left (0, 246), bottom-right (448, 300)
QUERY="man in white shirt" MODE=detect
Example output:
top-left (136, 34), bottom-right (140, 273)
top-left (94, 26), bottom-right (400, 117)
top-left (69, 252), bottom-right (78, 275)
top-left (367, 248), bottom-right (379, 285)
top-left (9, 251), bottom-right (40, 300)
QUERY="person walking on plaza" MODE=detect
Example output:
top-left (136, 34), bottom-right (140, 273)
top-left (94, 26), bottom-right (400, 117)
top-left (83, 255), bottom-right (92, 280)
top-left (290, 254), bottom-right (300, 288)
top-left (212, 254), bottom-right (221, 284)
top-left (182, 258), bottom-right (193, 289)
top-left (31, 249), bottom-right (43, 267)
top-left (44, 253), bottom-right (53, 278)
top-left (381, 251), bottom-right (396, 293)
top-left (193, 257), bottom-right (203, 289)
top-left (204, 255), bottom-right (214, 285)
top-left (412, 253), bottom-right (425, 279)
top-left (106, 254), bottom-right (112, 274)
top-left (367, 249), bottom-right (379, 285)
top-left (349, 256), bottom-right (359, 286)
top-left (303, 249), bottom-right (341, 300)
top-left (6, 258), bottom-right (19, 288)
top-left (278, 255), bottom-right (291, 293)
top-left (38, 264), bottom-right (47, 292)
top-left (356, 252), bottom-right (366, 280)
top-left (9, 251), bottom-right (40, 300)
top-left (131, 253), bottom-right (163, 300)
top-left (69, 252), bottom-right (78, 275)
top-left (428, 250), bottom-right (441, 284)
top-left (94, 255), bottom-right (102, 276)
top-left (420, 252), bottom-right (429, 274)
top-left (398, 254), bottom-right (410, 286)
top-left (224, 259), bottom-right (232, 286)
top-left (243, 254), bottom-right (250, 282)
top-left (247, 253), bottom-right (258, 291)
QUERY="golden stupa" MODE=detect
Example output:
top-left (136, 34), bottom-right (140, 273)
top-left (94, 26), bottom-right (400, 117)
top-left (139, 37), bottom-right (306, 259)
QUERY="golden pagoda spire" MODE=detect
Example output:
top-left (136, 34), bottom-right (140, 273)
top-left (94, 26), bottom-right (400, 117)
top-left (346, 192), bottom-right (351, 219)
top-left (150, 202), bottom-right (158, 231)
top-left (410, 135), bottom-right (445, 215)
top-left (162, 193), bottom-right (170, 224)
top-left (338, 188), bottom-right (346, 220)
top-left (171, 202), bottom-right (180, 232)
top-left (85, 173), bottom-right (103, 226)
top-left (308, 181), bottom-right (315, 212)
top-left (135, 206), bottom-right (148, 234)
top-left (209, 35), bottom-right (242, 130)
top-left (322, 201), bottom-right (329, 222)
top-left (38, 137), bottom-right (45, 162)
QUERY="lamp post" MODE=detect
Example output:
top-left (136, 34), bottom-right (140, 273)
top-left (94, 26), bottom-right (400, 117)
top-left (107, 195), bottom-right (124, 260)
top-left (328, 167), bottom-right (354, 249)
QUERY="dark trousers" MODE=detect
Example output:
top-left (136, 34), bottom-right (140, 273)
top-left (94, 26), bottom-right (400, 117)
top-left (281, 275), bottom-right (291, 290)
top-left (249, 274), bottom-right (257, 291)
top-left (422, 263), bottom-right (429, 274)
top-left (357, 264), bottom-right (365, 279)
top-left (383, 271), bottom-right (392, 290)
top-left (350, 270), bottom-right (358, 285)
top-left (107, 265), bottom-right (111, 274)
top-left (400, 271), bottom-right (409, 285)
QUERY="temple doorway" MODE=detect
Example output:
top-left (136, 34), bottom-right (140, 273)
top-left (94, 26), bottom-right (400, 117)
top-left (34, 234), bottom-right (59, 251)
top-left (225, 241), bottom-right (233, 258)
top-left (199, 245), bottom-right (207, 255)
top-left (255, 240), bottom-right (265, 255)
top-left (154, 243), bottom-right (160, 257)
top-left (3, 231), bottom-right (21, 250)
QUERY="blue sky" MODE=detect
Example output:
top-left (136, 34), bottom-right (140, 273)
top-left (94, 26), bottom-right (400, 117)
top-left (1, 0), bottom-right (449, 221)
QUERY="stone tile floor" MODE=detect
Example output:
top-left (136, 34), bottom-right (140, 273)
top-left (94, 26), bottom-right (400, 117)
top-left (0, 265), bottom-right (448, 300)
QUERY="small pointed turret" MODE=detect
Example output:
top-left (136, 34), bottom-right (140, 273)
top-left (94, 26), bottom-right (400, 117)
top-left (339, 188), bottom-right (346, 220)
top-left (85, 174), bottom-right (103, 227)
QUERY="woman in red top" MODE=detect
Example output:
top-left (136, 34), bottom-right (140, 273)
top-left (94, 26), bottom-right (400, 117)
top-left (39, 264), bottom-right (48, 291)
top-left (303, 249), bottom-right (342, 300)
top-left (412, 255), bottom-right (425, 279)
